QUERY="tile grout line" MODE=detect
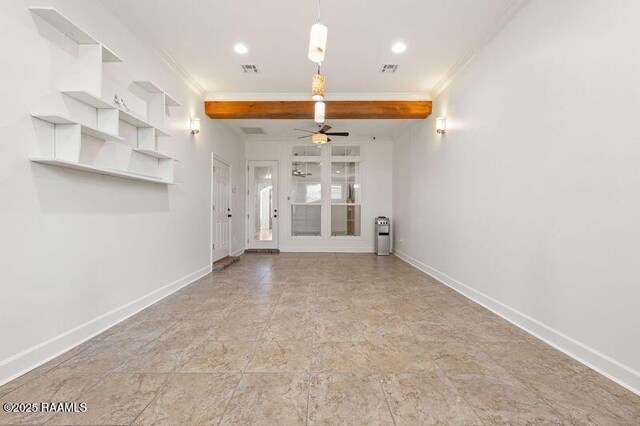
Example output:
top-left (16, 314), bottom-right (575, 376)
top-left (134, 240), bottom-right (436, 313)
top-left (438, 372), bottom-right (488, 426)
top-left (382, 274), bottom-right (485, 425)
top-left (216, 262), bottom-right (276, 426)
top-left (477, 336), bottom-right (582, 423)
top-left (127, 373), bottom-right (172, 425)
top-left (376, 373), bottom-right (397, 426)
top-left (306, 276), bottom-right (319, 425)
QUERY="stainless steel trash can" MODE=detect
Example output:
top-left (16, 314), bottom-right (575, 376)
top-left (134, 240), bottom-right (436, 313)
top-left (375, 217), bottom-right (390, 255)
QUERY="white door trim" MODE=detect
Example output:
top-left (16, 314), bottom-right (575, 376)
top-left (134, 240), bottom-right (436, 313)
top-left (211, 153), bottom-right (233, 264)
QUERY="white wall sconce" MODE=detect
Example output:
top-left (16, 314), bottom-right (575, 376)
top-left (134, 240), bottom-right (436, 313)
top-left (436, 117), bottom-right (446, 134)
top-left (190, 117), bottom-right (201, 134)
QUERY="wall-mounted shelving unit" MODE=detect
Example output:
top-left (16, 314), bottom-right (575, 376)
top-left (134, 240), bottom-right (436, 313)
top-left (117, 109), bottom-right (170, 137)
top-left (133, 81), bottom-right (181, 107)
top-left (32, 114), bottom-right (123, 141)
top-left (29, 6), bottom-right (122, 63)
top-left (60, 89), bottom-right (116, 109)
top-left (132, 148), bottom-right (173, 159)
top-left (30, 158), bottom-right (173, 184)
top-left (29, 6), bottom-right (181, 185)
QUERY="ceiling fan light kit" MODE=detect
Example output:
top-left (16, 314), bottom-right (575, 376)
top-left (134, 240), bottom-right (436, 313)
top-left (312, 133), bottom-right (329, 144)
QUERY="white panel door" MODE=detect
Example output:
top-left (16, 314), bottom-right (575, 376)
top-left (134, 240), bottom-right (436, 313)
top-left (213, 158), bottom-right (231, 262)
top-left (248, 161), bottom-right (278, 249)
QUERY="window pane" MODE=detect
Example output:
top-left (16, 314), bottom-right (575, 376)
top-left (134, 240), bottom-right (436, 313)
top-left (292, 205), bottom-right (321, 236)
top-left (331, 146), bottom-right (360, 157)
top-left (331, 162), bottom-right (361, 204)
top-left (291, 162), bottom-right (321, 203)
top-left (292, 145), bottom-right (321, 157)
top-left (331, 205), bottom-right (361, 236)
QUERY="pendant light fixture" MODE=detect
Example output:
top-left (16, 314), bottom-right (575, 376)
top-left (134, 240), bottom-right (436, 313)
top-left (311, 66), bottom-right (326, 101)
top-left (314, 101), bottom-right (325, 123)
top-left (308, 0), bottom-right (327, 63)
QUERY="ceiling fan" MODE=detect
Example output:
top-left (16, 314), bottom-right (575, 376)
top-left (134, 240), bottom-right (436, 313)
top-left (292, 162), bottom-right (312, 177)
top-left (295, 124), bottom-right (349, 144)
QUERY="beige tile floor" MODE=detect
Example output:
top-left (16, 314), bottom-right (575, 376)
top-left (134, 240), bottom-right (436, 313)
top-left (1, 253), bottom-right (639, 425)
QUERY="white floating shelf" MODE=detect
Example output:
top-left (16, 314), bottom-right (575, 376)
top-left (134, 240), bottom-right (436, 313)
top-left (118, 109), bottom-right (151, 128)
top-left (32, 114), bottom-right (124, 141)
top-left (101, 46), bottom-right (121, 63)
top-left (155, 127), bottom-right (170, 137)
top-left (133, 80), bottom-right (181, 107)
top-left (29, 6), bottom-right (122, 62)
top-left (133, 148), bottom-right (173, 159)
top-left (118, 109), bottom-right (170, 137)
top-left (30, 158), bottom-right (174, 184)
top-left (61, 90), bottom-right (116, 109)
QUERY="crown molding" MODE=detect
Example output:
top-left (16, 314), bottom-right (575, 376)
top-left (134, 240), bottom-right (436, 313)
top-left (100, 0), bottom-right (207, 99)
top-left (429, 0), bottom-right (530, 99)
top-left (206, 92), bottom-right (431, 102)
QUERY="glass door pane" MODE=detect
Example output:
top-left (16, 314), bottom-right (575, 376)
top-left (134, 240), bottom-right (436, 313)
top-left (253, 165), bottom-right (274, 241)
top-left (331, 161), bottom-right (361, 236)
top-left (291, 161), bottom-right (321, 236)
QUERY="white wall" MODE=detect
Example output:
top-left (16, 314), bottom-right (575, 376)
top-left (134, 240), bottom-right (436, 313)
top-left (393, 0), bottom-right (640, 394)
top-left (0, 0), bottom-right (245, 385)
top-left (246, 139), bottom-right (393, 252)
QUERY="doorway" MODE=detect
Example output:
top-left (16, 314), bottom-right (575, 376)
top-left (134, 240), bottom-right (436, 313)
top-left (212, 156), bottom-right (232, 262)
top-left (248, 161), bottom-right (278, 249)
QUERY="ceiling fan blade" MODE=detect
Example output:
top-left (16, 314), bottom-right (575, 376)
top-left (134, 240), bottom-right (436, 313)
top-left (325, 132), bottom-right (349, 137)
top-left (297, 135), bottom-right (311, 139)
top-left (294, 128), bottom-right (316, 134)
top-left (320, 125), bottom-right (332, 133)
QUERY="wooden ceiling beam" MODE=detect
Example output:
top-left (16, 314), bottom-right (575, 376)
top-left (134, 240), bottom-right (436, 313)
top-left (204, 100), bottom-right (432, 119)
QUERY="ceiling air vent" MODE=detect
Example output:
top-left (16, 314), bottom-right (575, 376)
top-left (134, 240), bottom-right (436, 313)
top-left (380, 64), bottom-right (399, 74)
top-left (241, 64), bottom-right (259, 74)
top-left (240, 127), bottom-right (266, 135)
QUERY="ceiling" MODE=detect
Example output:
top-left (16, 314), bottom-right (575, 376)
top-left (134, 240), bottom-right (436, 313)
top-left (217, 119), bottom-right (418, 141)
top-left (104, 0), bottom-right (515, 97)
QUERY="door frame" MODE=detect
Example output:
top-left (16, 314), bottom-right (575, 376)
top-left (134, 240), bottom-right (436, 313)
top-left (246, 160), bottom-right (279, 249)
top-left (211, 153), bottom-right (233, 264)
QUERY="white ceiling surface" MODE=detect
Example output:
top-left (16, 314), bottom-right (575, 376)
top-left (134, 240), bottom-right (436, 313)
top-left (222, 119), bottom-right (418, 141)
top-left (104, 0), bottom-right (514, 96)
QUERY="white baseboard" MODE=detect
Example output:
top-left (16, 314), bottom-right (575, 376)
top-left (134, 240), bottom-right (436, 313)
top-left (231, 248), bottom-right (245, 257)
top-left (0, 264), bottom-right (212, 387)
top-left (279, 247), bottom-right (373, 253)
top-left (392, 248), bottom-right (640, 396)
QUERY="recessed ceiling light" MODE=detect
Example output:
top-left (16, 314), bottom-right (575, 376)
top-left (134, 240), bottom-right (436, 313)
top-left (234, 43), bottom-right (248, 54)
top-left (392, 42), bottom-right (406, 54)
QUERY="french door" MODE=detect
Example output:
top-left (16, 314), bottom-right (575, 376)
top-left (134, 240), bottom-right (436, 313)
top-left (247, 161), bottom-right (278, 249)
top-left (212, 157), bottom-right (232, 262)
